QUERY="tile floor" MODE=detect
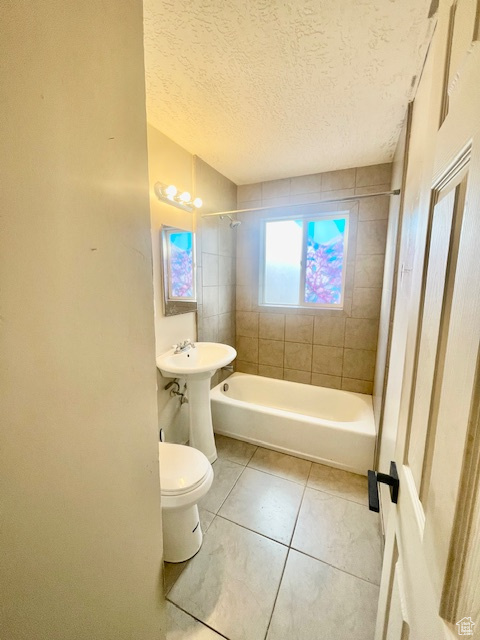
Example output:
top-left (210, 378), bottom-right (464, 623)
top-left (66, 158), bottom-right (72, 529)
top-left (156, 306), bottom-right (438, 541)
top-left (165, 435), bottom-right (382, 640)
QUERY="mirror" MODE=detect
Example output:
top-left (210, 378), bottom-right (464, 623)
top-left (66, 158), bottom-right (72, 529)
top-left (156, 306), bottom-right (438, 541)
top-left (161, 226), bottom-right (197, 316)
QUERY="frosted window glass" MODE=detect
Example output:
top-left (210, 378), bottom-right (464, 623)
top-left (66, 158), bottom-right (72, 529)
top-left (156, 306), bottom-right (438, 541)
top-left (264, 220), bottom-right (302, 305)
top-left (304, 218), bottom-right (346, 305)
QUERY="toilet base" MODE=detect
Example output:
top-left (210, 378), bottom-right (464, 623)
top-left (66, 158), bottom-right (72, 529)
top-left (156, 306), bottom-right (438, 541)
top-left (162, 504), bottom-right (203, 563)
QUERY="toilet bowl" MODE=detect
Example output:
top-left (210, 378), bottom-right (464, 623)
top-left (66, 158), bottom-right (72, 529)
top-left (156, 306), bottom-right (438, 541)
top-left (159, 442), bottom-right (214, 563)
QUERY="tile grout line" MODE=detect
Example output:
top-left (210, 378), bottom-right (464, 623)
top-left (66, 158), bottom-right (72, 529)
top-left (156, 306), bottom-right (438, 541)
top-left (213, 513), bottom-right (290, 548)
top-left (263, 547), bottom-right (291, 640)
top-left (211, 456), bottom-right (250, 515)
top-left (289, 546), bottom-right (382, 588)
top-left (287, 462), bottom-right (312, 547)
top-left (166, 600), bottom-right (231, 640)
top-left (246, 463), bottom-right (311, 487)
top-left (261, 464), bottom-right (312, 640)
top-left (304, 482), bottom-right (371, 508)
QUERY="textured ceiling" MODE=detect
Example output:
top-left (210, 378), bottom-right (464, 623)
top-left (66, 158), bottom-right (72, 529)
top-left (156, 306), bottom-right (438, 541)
top-left (143, 0), bottom-right (433, 184)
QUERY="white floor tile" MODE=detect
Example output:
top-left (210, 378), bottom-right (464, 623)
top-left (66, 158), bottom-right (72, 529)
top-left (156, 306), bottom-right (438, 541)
top-left (199, 458), bottom-right (243, 513)
top-left (169, 516), bottom-right (288, 640)
top-left (248, 447), bottom-right (312, 485)
top-left (307, 463), bottom-right (368, 505)
top-left (267, 550), bottom-right (379, 640)
top-left (292, 487), bottom-right (382, 584)
top-left (215, 434), bottom-right (257, 465)
top-left (219, 467), bottom-right (304, 544)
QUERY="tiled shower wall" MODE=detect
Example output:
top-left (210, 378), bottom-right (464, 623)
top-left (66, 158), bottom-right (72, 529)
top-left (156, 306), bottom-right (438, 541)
top-left (235, 163), bottom-right (392, 394)
top-left (195, 157), bottom-right (237, 385)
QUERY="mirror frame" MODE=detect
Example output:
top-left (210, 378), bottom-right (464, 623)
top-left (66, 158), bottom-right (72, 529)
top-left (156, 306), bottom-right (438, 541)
top-left (160, 225), bottom-right (197, 316)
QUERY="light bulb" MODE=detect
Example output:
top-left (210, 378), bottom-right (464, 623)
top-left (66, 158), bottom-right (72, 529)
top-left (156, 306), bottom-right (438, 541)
top-left (193, 197), bottom-right (203, 208)
top-left (165, 184), bottom-right (177, 198)
top-left (179, 191), bottom-right (191, 203)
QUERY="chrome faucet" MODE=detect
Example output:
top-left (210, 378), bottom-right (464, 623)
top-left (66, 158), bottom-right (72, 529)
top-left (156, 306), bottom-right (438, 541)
top-left (173, 339), bottom-right (196, 354)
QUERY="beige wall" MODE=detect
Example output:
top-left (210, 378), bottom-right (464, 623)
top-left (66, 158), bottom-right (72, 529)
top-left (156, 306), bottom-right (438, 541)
top-left (147, 127), bottom-right (236, 441)
top-left (235, 164), bottom-right (392, 394)
top-left (0, 3), bottom-right (165, 640)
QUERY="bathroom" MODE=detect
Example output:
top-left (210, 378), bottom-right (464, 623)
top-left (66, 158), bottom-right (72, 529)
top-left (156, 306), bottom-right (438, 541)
top-left (152, 128), bottom-right (388, 639)
top-left (3, 1), bottom-right (480, 640)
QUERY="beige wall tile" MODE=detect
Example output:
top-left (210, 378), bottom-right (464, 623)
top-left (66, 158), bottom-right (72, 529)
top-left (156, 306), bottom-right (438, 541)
top-left (237, 336), bottom-right (259, 363)
top-left (202, 315), bottom-right (219, 342)
top-left (321, 188), bottom-right (355, 201)
top-left (200, 218), bottom-right (219, 255)
top-left (290, 173), bottom-right (322, 195)
top-left (343, 349), bottom-right (376, 381)
top-left (236, 311), bottom-right (259, 337)
top-left (355, 164), bottom-right (392, 188)
top-left (284, 342), bottom-right (312, 372)
top-left (237, 183), bottom-right (262, 203)
top-left (354, 255), bottom-right (385, 288)
top-left (259, 313), bottom-right (285, 340)
top-left (259, 339), bottom-right (284, 367)
top-left (262, 195), bottom-right (290, 207)
top-left (236, 286), bottom-right (253, 311)
top-left (356, 220), bottom-right (388, 255)
top-left (345, 318), bottom-right (379, 350)
top-left (262, 178), bottom-right (290, 199)
top-left (354, 182), bottom-right (391, 195)
top-left (219, 285), bottom-right (235, 315)
top-left (232, 162), bottom-right (392, 390)
top-left (285, 315), bottom-right (314, 343)
top-left (341, 378), bottom-right (373, 395)
top-left (311, 373), bottom-right (342, 389)
top-left (258, 364), bottom-right (284, 379)
top-left (352, 288), bottom-right (382, 319)
top-left (322, 168), bottom-right (356, 191)
top-left (358, 196), bottom-right (390, 221)
top-left (218, 222), bottom-right (236, 257)
top-left (284, 369), bottom-right (312, 384)
top-left (203, 286), bottom-right (219, 317)
top-left (289, 192), bottom-right (323, 205)
top-left (236, 255), bottom-right (255, 287)
top-left (313, 316), bottom-right (345, 347)
top-left (202, 253), bottom-right (219, 286)
top-left (218, 313), bottom-right (235, 344)
top-left (219, 255), bottom-right (235, 286)
top-left (235, 360), bottom-right (258, 375)
top-left (312, 345), bottom-right (343, 376)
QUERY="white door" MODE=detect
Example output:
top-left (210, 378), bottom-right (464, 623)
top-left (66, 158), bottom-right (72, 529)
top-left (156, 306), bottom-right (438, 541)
top-left (375, 1), bottom-right (480, 638)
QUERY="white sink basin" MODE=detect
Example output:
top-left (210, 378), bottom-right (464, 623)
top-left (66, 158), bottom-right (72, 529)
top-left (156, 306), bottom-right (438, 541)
top-left (156, 342), bottom-right (237, 463)
top-left (156, 342), bottom-right (236, 378)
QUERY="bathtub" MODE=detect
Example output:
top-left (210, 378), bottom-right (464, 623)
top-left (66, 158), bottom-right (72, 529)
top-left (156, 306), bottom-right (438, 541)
top-left (211, 373), bottom-right (375, 475)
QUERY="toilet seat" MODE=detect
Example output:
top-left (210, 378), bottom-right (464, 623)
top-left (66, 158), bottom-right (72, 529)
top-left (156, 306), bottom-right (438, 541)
top-left (159, 442), bottom-right (211, 496)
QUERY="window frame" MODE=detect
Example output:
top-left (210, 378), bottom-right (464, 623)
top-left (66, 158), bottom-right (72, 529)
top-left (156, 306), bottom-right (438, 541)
top-left (258, 212), bottom-right (349, 310)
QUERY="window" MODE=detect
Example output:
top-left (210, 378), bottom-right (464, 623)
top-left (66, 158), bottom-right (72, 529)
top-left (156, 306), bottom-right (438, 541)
top-left (260, 214), bottom-right (348, 308)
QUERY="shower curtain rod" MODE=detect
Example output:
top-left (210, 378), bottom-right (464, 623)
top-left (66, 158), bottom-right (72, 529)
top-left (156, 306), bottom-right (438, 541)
top-left (200, 189), bottom-right (400, 218)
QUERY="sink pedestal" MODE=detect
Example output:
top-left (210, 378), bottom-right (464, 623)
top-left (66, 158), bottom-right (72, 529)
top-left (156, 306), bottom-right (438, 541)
top-left (156, 342), bottom-right (236, 463)
top-left (187, 372), bottom-right (217, 463)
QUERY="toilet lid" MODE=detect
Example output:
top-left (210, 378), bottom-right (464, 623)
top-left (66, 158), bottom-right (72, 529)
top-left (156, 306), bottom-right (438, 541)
top-left (159, 442), bottom-right (211, 495)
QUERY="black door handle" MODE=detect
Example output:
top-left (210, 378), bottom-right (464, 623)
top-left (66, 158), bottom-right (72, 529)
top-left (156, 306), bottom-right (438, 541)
top-left (368, 461), bottom-right (399, 512)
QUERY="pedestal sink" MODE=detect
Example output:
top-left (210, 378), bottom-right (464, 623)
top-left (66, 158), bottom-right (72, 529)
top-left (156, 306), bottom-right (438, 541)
top-left (156, 342), bottom-right (236, 463)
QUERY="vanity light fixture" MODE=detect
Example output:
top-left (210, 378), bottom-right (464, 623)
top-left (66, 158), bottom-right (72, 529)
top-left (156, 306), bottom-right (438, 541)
top-left (154, 182), bottom-right (203, 212)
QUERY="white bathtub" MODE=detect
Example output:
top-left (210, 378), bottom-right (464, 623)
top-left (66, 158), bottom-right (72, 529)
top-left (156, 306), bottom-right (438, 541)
top-left (211, 373), bottom-right (375, 475)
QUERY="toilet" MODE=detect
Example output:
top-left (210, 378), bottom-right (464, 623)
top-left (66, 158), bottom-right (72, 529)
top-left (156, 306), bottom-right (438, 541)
top-left (158, 442), bottom-right (214, 563)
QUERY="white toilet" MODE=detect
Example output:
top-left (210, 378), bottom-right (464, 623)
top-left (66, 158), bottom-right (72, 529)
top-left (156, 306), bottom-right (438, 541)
top-left (158, 442), bottom-right (214, 563)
